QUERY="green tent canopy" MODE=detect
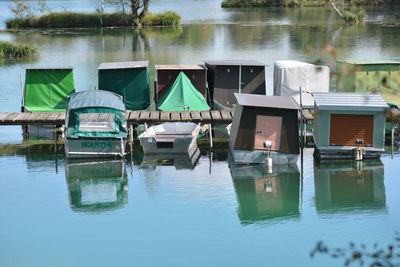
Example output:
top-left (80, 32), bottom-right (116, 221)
top-left (158, 72), bottom-right (211, 111)
top-left (98, 61), bottom-right (150, 111)
top-left (23, 68), bottom-right (75, 112)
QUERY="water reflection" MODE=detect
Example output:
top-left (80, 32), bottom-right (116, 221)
top-left (65, 159), bottom-right (128, 213)
top-left (230, 164), bottom-right (300, 224)
top-left (314, 160), bottom-right (386, 214)
top-left (140, 148), bottom-right (201, 170)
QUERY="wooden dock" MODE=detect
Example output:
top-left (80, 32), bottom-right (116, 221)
top-left (0, 109), bottom-right (314, 126)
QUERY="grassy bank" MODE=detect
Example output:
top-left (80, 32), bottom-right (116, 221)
top-left (6, 11), bottom-right (181, 29)
top-left (0, 41), bottom-right (38, 58)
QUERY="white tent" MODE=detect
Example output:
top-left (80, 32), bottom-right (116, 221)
top-left (273, 60), bottom-right (330, 107)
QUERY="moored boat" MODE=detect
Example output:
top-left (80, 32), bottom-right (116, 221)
top-left (65, 90), bottom-right (127, 158)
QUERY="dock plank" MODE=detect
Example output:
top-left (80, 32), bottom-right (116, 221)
top-left (149, 111), bottom-right (160, 122)
top-left (170, 111), bottom-right (181, 121)
top-left (200, 111), bottom-right (211, 121)
top-left (128, 111), bottom-right (140, 121)
top-left (138, 111), bottom-right (150, 122)
top-left (3, 112), bottom-right (20, 123)
top-left (160, 111), bottom-right (170, 121)
top-left (210, 110), bottom-right (222, 122)
top-left (190, 111), bottom-right (202, 122)
top-left (181, 111), bottom-right (191, 121)
top-left (220, 110), bottom-right (232, 121)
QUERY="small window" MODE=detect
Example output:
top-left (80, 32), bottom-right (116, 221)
top-left (156, 142), bottom-right (174, 148)
top-left (79, 113), bottom-right (116, 132)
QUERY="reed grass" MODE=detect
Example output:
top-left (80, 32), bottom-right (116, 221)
top-left (0, 41), bottom-right (38, 58)
top-left (142, 11), bottom-right (181, 26)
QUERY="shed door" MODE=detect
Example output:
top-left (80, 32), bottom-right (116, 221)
top-left (254, 115), bottom-right (282, 151)
top-left (329, 114), bottom-right (373, 147)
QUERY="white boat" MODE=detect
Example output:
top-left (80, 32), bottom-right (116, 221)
top-left (65, 90), bottom-right (127, 158)
top-left (138, 122), bottom-right (201, 154)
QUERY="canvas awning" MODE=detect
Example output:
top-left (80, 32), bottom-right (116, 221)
top-left (273, 60), bottom-right (330, 107)
top-left (67, 90), bottom-right (125, 111)
top-left (98, 61), bottom-right (150, 111)
top-left (23, 68), bottom-right (75, 112)
top-left (158, 72), bottom-right (210, 111)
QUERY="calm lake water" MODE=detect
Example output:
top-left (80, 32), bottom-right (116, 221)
top-left (0, 1), bottom-right (400, 266)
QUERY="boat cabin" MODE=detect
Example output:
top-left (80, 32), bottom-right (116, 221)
top-left (154, 64), bottom-right (207, 104)
top-left (65, 90), bottom-right (127, 158)
top-left (313, 93), bottom-right (388, 160)
top-left (273, 60), bottom-right (330, 108)
top-left (336, 60), bottom-right (400, 105)
top-left (204, 60), bottom-right (266, 109)
top-left (314, 160), bottom-right (385, 214)
top-left (98, 61), bottom-right (150, 110)
top-left (229, 93), bottom-right (300, 164)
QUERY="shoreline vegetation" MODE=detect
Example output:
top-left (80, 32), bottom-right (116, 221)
top-left (221, 0), bottom-right (397, 8)
top-left (0, 41), bottom-right (38, 58)
top-left (6, 11), bottom-right (181, 29)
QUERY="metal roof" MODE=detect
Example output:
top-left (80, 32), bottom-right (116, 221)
top-left (25, 67), bottom-right (73, 70)
top-left (98, 61), bottom-right (148, 70)
top-left (337, 60), bottom-right (400, 65)
top-left (67, 90), bottom-right (125, 111)
top-left (313, 93), bottom-right (388, 111)
top-left (234, 93), bottom-right (300, 110)
top-left (155, 64), bottom-right (205, 70)
top-left (204, 60), bottom-right (266, 67)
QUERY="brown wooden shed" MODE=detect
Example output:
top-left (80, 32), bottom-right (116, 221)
top-left (229, 93), bottom-right (300, 164)
top-left (204, 60), bottom-right (266, 109)
top-left (154, 64), bottom-right (207, 104)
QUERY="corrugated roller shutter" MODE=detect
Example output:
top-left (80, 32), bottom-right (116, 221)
top-left (329, 114), bottom-right (373, 147)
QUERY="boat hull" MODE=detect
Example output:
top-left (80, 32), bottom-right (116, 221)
top-left (65, 137), bottom-right (126, 159)
top-left (139, 135), bottom-right (198, 154)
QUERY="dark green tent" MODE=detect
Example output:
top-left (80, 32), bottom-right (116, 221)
top-left (98, 61), bottom-right (150, 111)
top-left (158, 72), bottom-right (210, 111)
top-left (23, 68), bottom-right (75, 112)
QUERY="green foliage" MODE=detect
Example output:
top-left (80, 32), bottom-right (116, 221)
top-left (142, 11), bottom-right (181, 26)
top-left (6, 12), bottom-right (135, 28)
top-left (342, 9), bottom-right (365, 23)
top-left (0, 41), bottom-right (38, 58)
top-left (221, 0), bottom-right (266, 7)
top-left (8, 0), bottom-right (34, 18)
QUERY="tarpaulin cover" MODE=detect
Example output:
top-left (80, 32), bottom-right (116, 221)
top-left (273, 60), bottom-right (330, 107)
top-left (24, 68), bottom-right (75, 112)
top-left (98, 68), bottom-right (150, 110)
top-left (67, 90), bottom-right (125, 111)
top-left (158, 72), bottom-right (210, 111)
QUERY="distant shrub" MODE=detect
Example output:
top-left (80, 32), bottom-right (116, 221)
top-left (0, 41), bottom-right (38, 58)
top-left (221, 1), bottom-right (266, 7)
top-left (343, 10), bottom-right (365, 23)
top-left (6, 12), bottom-right (134, 28)
top-left (142, 11), bottom-right (181, 26)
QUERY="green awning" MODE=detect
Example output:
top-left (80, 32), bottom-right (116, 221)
top-left (23, 68), bottom-right (75, 112)
top-left (158, 72), bottom-right (210, 111)
top-left (98, 62), bottom-right (150, 111)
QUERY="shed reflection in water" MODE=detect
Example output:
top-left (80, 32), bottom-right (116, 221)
top-left (230, 164), bottom-right (300, 224)
top-left (65, 160), bottom-right (128, 213)
top-left (314, 160), bottom-right (386, 213)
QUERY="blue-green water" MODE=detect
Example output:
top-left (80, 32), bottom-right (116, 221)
top-left (0, 1), bottom-right (400, 266)
top-left (0, 146), bottom-right (399, 266)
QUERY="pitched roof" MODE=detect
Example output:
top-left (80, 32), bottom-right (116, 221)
top-left (234, 93), bottom-right (300, 110)
top-left (313, 93), bottom-right (388, 111)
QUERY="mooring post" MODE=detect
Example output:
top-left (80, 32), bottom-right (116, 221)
top-left (209, 123), bottom-right (213, 149)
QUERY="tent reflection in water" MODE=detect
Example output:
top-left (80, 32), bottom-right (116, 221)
top-left (22, 67), bottom-right (75, 139)
top-left (65, 90), bottom-right (127, 158)
top-left (229, 93), bottom-right (300, 164)
top-left (65, 160), bottom-right (128, 213)
top-left (230, 164), bottom-right (300, 224)
top-left (314, 160), bottom-right (386, 214)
